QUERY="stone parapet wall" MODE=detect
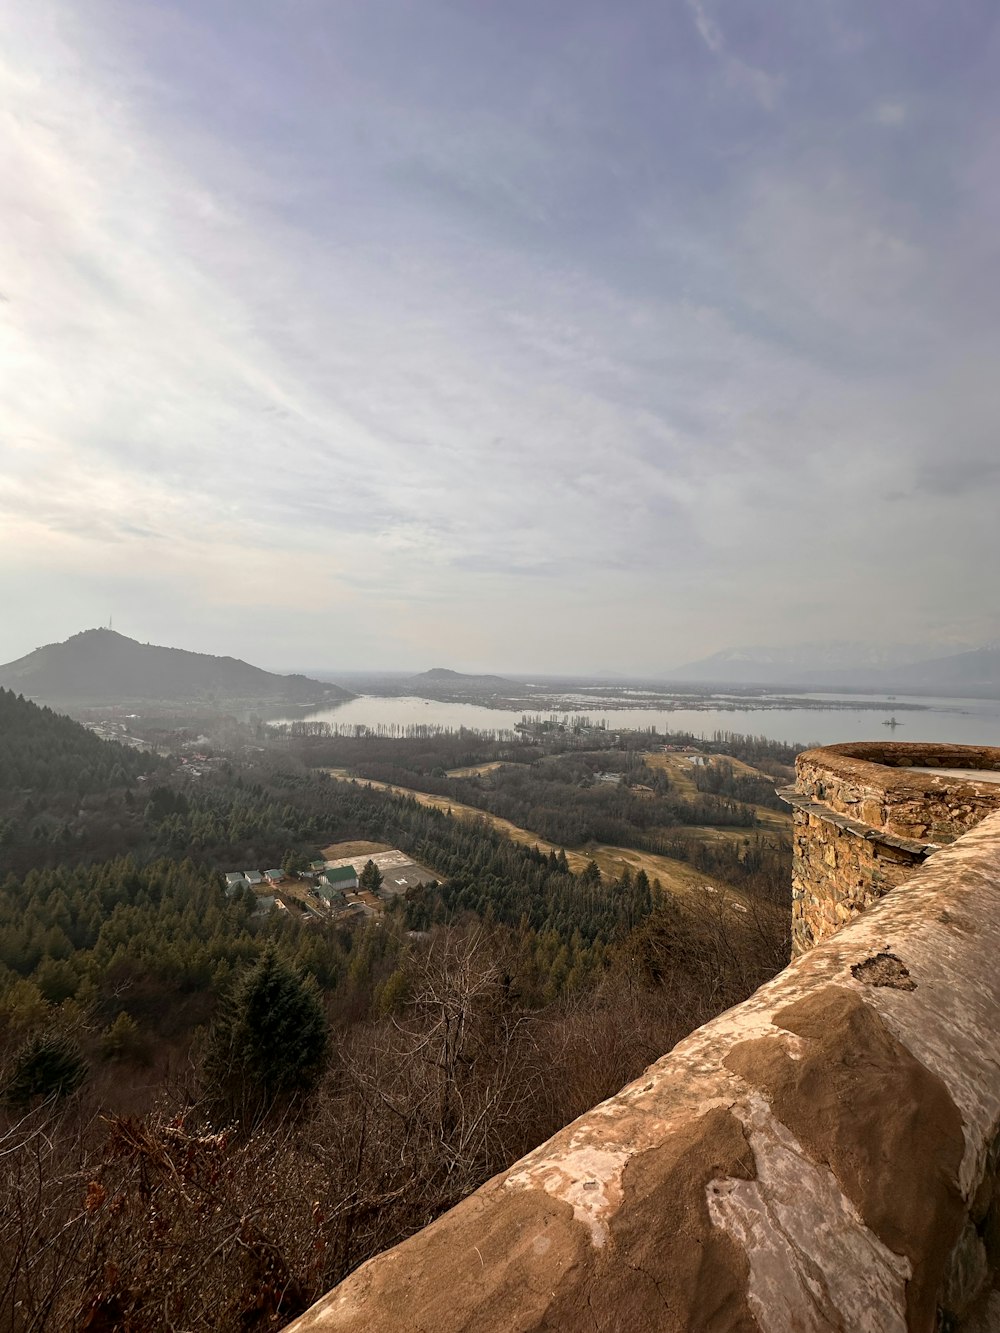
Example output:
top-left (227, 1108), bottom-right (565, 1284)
top-left (789, 743), bottom-right (1000, 954)
top-left (286, 811), bottom-right (1000, 1333)
top-left (787, 799), bottom-right (924, 954)
top-left (796, 742), bottom-right (1000, 843)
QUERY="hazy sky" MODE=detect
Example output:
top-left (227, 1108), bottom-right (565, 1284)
top-left (3, 1), bottom-right (1000, 673)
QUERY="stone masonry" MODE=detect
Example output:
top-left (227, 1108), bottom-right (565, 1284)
top-left (785, 742), bottom-right (1000, 954)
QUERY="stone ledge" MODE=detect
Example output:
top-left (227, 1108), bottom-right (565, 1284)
top-left (779, 786), bottom-right (939, 857)
top-left (285, 813), bottom-right (1000, 1333)
top-left (789, 743), bottom-right (1000, 955)
top-left (797, 742), bottom-right (1000, 804)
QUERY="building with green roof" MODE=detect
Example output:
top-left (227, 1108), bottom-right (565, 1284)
top-left (323, 865), bottom-right (359, 890)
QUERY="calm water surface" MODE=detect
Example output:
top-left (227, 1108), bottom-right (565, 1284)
top-left (273, 693), bottom-right (1000, 748)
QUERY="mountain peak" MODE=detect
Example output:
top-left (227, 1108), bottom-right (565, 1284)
top-left (0, 630), bottom-right (355, 708)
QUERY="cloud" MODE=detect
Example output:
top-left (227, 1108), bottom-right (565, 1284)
top-left (686, 0), bottom-right (726, 56)
top-left (1, 0), bottom-right (1000, 670)
top-left (685, 0), bottom-right (781, 109)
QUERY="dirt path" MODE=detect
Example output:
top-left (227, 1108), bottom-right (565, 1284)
top-left (323, 771), bottom-right (595, 873)
top-left (445, 761), bottom-right (510, 778)
top-left (321, 770), bottom-right (740, 899)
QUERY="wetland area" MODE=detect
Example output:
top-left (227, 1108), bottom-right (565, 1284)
top-left (273, 689), bottom-right (1000, 747)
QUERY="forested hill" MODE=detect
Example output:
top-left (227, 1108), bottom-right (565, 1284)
top-left (0, 688), bottom-right (159, 795)
top-left (0, 628), bottom-right (355, 708)
top-left (0, 688), bottom-right (163, 872)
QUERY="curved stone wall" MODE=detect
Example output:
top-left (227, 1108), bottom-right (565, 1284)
top-left (286, 792), bottom-right (1000, 1332)
top-left (796, 741), bottom-right (1000, 843)
top-left (788, 742), bottom-right (1000, 953)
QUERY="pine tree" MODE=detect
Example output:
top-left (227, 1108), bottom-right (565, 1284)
top-left (205, 948), bottom-right (328, 1118)
top-left (4, 1029), bottom-right (87, 1108)
top-left (99, 1011), bottom-right (147, 1063)
top-left (359, 859), bottom-right (384, 894)
top-left (282, 849), bottom-right (309, 877)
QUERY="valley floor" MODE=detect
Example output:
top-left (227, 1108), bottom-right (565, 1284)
top-left (321, 758), bottom-right (785, 906)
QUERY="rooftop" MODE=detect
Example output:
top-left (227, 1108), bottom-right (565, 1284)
top-left (324, 865), bottom-right (359, 884)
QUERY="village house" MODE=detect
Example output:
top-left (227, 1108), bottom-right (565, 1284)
top-left (322, 865), bottom-right (359, 892)
top-left (316, 883), bottom-right (345, 906)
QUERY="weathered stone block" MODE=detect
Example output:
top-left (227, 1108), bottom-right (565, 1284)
top-left (860, 799), bottom-right (886, 826)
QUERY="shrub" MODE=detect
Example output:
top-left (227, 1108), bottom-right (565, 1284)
top-left (4, 1029), bottom-right (87, 1108)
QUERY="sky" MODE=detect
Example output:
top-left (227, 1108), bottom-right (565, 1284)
top-left (3, 0), bottom-right (1000, 674)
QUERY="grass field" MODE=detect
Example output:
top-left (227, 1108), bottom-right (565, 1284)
top-left (445, 760), bottom-right (511, 778)
top-left (641, 750), bottom-right (791, 842)
top-left (318, 749), bottom-right (791, 907)
top-left (320, 769), bottom-right (750, 902)
top-left (583, 843), bottom-right (745, 900)
top-left (319, 838), bottom-right (393, 860)
top-left (322, 772), bottom-right (594, 871)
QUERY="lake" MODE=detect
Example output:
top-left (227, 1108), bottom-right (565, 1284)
top-left (270, 692), bottom-right (1000, 748)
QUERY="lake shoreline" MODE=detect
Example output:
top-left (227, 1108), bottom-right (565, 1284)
top-left (268, 691), bottom-right (1000, 748)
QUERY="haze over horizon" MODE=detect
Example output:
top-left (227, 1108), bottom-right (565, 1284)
top-left (4, 625), bottom-right (995, 685)
top-left (4, 2), bottom-right (1000, 674)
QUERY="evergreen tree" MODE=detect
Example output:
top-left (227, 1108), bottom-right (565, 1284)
top-left (206, 948), bottom-right (328, 1117)
top-left (99, 1011), bottom-right (147, 1063)
top-left (359, 859), bottom-right (384, 894)
top-left (282, 849), bottom-right (309, 877)
top-left (4, 1029), bottom-right (87, 1108)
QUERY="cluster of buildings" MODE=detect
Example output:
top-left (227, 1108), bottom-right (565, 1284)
top-left (223, 864), bottom-right (360, 917)
top-left (222, 849), bottom-right (438, 921)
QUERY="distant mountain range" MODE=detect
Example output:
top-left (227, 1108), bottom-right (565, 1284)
top-left (876, 647), bottom-right (1000, 694)
top-left (0, 629), bottom-right (355, 709)
top-left (665, 641), bottom-right (1000, 695)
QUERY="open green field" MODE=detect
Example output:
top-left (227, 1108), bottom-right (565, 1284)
top-left (320, 768), bottom-right (769, 903)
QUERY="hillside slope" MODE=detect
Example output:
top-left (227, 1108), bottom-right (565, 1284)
top-left (886, 647), bottom-right (1000, 694)
top-left (0, 629), bottom-right (355, 708)
top-left (664, 642), bottom-right (943, 686)
top-left (0, 686), bottom-right (160, 794)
